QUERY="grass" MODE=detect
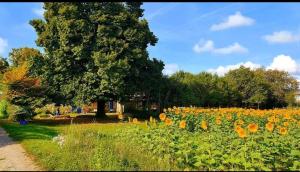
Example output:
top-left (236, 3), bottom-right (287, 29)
top-left (0, 119), bottom-right (177, 171)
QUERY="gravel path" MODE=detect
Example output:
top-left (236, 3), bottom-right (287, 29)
top-left (0, 127), bottom-right (42, 171)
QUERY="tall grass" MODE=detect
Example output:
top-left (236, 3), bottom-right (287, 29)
top-left (0, 121), bottom-right (178, 171)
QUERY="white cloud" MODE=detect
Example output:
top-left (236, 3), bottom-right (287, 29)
top-left (266, 54), bottom-right (299, 73)
top-left (163, 64), bottom-right (179, 76)
top-left (193, 40), bottom-right (214, 53)
top-left (210, 11), bottom-right (255, 31)
top-left (208, 54), bottom-right (300, 76)
top-left (193, 40), bottom-right (248, 55)
top-left (208, 61), bottom-right (261, 76)
top-left (213, 42), bottom-right (248, 54)
top-left (0, 37), bottom-right (8, 55)
top-left (33, 4), bottom-right (44, 17)
top-left (263, 31), bottom-right (300, 44)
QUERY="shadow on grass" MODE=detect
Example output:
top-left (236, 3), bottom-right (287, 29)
top-left (0, 120), bottom-right (58, 142)
top-left (31, 115), bottom-right (121, 126)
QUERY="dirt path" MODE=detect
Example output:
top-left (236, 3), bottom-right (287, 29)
top-left (0, 127), bottom-right (42, 171)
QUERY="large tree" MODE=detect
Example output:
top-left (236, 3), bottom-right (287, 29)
top-left (30, 2), bottom-right (161, 117)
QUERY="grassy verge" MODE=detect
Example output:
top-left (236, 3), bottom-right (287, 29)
top-left (0, 120), bottom-right (177, 171)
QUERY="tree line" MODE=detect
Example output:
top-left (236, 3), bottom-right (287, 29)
top-left (158, 67), bottom-right (298, 110)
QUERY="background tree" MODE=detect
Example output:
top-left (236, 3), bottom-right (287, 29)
top-left (263, 70), bottom-right (298, 108)
top-left (2, 62), bottom-right (47, 117)
top-left (30, 2), bottom-right (161, 117)
top-left (0, 57), bottom-right (9, 74)
top-left (8, 47), bottom-right (42, 67)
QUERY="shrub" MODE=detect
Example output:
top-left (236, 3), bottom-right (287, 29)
top-left (0, 99), bottom-right (8, 119)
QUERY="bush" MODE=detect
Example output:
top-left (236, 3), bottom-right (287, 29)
top-left (0, 100), bottom-right (8, 119)
top-left (12, 109), bottom-right (33, 121)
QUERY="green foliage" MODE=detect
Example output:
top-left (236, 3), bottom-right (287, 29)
top-left (0, 56), bottom-right (9, 74)
top-left (0, 99), bottom-right (8, 118)
top-left (117, 110), bottom-right (300, 171)
top-left (8, 47), bottom-right (43, 67)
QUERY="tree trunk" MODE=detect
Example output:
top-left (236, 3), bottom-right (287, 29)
top-left (96, 99), bottom-right (106, 118)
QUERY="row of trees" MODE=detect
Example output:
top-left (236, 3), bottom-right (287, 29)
top-left (0, 2), bottom-right (299, 119)
top-left (160, 67), bottom-right (298, 109)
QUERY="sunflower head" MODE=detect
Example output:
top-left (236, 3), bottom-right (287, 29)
top-left (179, 120), bottom-right (186, 129)
top-left (237, 128), bottom-right (247, 138)
top-left (201, 120), bottom-right (208, 130)
top-left (265, 122), bottom-right (274, 132)
top-left (159, 113), bottom-right (166, 121)
top-left (248, 123), bottom-right (258, 133)
top-left (165, 118), bottom-right (173, 126)
top-left (279, 127), bottom-right (288, 135)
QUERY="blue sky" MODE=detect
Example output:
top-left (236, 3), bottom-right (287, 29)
top-left (1, 3), bottom-right (300, 79)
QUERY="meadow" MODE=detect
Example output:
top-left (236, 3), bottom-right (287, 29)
top-left (0, 107), bottom-right (300, 171)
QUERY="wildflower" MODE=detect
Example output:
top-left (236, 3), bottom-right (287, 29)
top-left (165, 118), bottom-right (173, 126)
top-left (279, 127), bottom-right (287, 135)
top-left (248, 123), bottom-right (258, 133)
top-left (179, 120), bottom-right (186, 129)
top-left (159, 113), bottom-right (166, 121)
top-left (52, 135), bottom-right (65, 147)
top-left (265, 122), bottom-right (274, 132)
top-left (201, 120), bottom-right (208, 130)
top-left (133, 118), bottom-right (138, 124)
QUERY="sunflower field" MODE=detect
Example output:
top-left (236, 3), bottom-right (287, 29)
top-left (117, 107), bottom-right (300, 171)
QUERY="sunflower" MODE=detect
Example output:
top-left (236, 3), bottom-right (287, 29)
top-left (226, 114), bottom-right (232, 120)
top-left (237, 128), bottom-right (247, 138)
top-left (165, 118), bottom-right (173, 126)
top-left (283, 121), bottom-right (289, 127)
top-left (159, 113), bottom-right (166, 121)
top-left (235, 125), bottom-right (243, 132)
top-left (283, 114), bottom-right (291, 120)
top-left (235, 119), bottom-right (244, 126)
top-left (179, 120), bottom-right (186, 129)
top-left (201, 121), bottom-right (208, 130)
top-left (279, 127), bottom-right (287, 135)
top-left (248, 123), bottom-right (258, 133)
top-left (216, 119), bottom-right (222, 125)
top-left (265, 122), bottom-right (274, 132)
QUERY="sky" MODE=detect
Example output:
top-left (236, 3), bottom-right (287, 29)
top-left (1, 3), bottom-right (300, 80)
